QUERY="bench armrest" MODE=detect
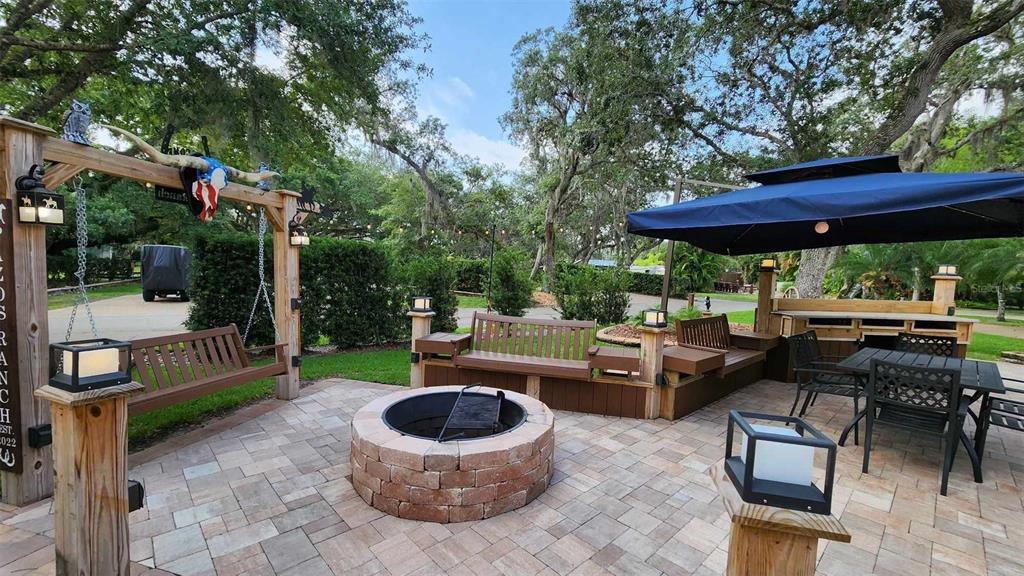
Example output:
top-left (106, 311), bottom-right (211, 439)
top-left (588, 345), bottom-right (601, 356)
top-left (449, 333), bottom-right (472, 355)
top-left (246, 342), bottom-right (288, 361)
top-left (679, 343), bottom-right (729, 354)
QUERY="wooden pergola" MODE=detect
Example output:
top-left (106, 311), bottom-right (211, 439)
top-left (0, 117), bottom-right (302, 507)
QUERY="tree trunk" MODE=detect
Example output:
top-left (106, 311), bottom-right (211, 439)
top-left (542, 220), bottom-right (555, 292)
top-left (794, 246), bottom-right (841, 298)
top-left (529, 243), bottom-right (543, 280)
top-left (996, 284), bottom-right (1006, 322)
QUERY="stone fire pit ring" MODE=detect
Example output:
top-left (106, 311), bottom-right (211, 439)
top-left (350, 385), bottom-right (555, 523)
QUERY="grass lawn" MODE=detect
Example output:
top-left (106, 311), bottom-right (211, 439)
top-left (127, 348), bottom-right (409, 447)
top-left (695, 291), bottom-right (759, 303)
top-left (725, 309), bottom-right (756, 326)
top-left (48, 282), bottom-right (141, 310)
top-left (966, 333), bottom-right (1024, 361)
top-left (457, 294), bottom-right (489, 308)
top-left (959, 314), bottom-right (1024, 328)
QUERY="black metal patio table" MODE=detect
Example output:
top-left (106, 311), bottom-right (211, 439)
top-left (835, 347), bottom-right (1005, 478)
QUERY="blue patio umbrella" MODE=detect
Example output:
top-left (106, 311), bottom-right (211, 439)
top-left (626, 155), bottom-right (1024, 255)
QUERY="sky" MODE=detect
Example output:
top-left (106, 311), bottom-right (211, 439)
top-left (406, 0), bottom-right (572, 169)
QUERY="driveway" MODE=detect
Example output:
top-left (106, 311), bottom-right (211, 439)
top-left (49, 294), bottom-right (189, 342)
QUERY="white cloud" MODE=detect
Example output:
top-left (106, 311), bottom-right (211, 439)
top-left (956, 89), bottom-right (1002, 120)
top-left (449, 128), bottom-right (525, 169)
top-left (430, 76), bottom-right (476, 108)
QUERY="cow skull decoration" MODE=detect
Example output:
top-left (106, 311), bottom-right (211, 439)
top-left (100, 124), bottom-right (278, 222)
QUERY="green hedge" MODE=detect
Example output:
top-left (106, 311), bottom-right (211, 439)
top-left (187, 233), bottom-right (409, 349)
top-left (553, 263), bottom-right (630, 324)
top-left (453, 257), bottom-right (488, 293)
top-left (489, 249), bottom-right (533, 316)
top-left (47, 249), bottom-right (133, 287)
top-left (403, 257), bottom-right (458, 332)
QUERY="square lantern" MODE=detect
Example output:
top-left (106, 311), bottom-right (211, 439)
top-left (49, 338), bottom-right (132, 392)
top-left (937, 264), bottom-right (958, 276)
top-left (759, 258), bottom-right (779, 272)
top-left (411, 296), bottom-right (433, 313)
top-left (16, 165), bottom-right (65, 225)
top-left (724, 410), bottom-right (836, 515)
top-left (642, 308), bottom-right (667, 328)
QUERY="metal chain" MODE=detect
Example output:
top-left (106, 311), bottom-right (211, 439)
top-left (242, 208), bottom-right (278, 344)
top-left (66, 176), bottom-right (98, 341)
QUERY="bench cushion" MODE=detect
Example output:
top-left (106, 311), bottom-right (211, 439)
top-left (456, 351), bottom-right (591, 380)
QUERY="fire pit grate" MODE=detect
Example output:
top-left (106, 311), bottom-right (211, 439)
top-left (438, 386), bottom-right (504, 442)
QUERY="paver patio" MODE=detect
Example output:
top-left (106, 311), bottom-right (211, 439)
top-left (2, 377), bottom-right (1022, 575)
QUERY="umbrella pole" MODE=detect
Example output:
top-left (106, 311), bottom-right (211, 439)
top-left (659, 180), bottom-right (683, 312)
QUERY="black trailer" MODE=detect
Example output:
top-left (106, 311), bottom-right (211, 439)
top-left (141, 244), bottom-right (191, 302)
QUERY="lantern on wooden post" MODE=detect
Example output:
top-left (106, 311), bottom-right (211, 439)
top-left (411, 296), bottom-right (433, 313)
top-left (725, 410), bottom-right (836, 515)
top-left (288, 214), bottom-right (309, 247)
top-left (48, 338), bottom-right (131, 392)
top-left (16, 164), bottom-right (65, 225)
top-left (759, 258), bottom-right (779, 272)
top-left (641, 308), bottom-right (667, 328)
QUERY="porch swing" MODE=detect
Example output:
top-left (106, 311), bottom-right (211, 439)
top-left (126, 207), bottom-right (288, 416)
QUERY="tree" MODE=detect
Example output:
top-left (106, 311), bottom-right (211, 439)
top-left (503, 3), bottom-right (684, 289)
top-left (957, 239), bottom-right (1024, 321)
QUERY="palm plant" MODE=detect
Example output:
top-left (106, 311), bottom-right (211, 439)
top-left (957, 239), bottom-right (1024, 322)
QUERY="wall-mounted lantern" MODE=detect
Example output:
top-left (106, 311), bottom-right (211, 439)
top-left (936, 264), bottom-right (958, 276)
top-left (49, 338), bottom-right (131, 392)
top-left (642, 308), bottom-right (667, 328)
top-left (16, 164), bottom-right (65, 225)
top-left (411, 296), bottom-right (433, 313)
top-left (288, 214), bottom-right (310, 247)
top-left (759, 258), bottom-right (779, 272)
top-left (725, 410), bottom-right (836, 515)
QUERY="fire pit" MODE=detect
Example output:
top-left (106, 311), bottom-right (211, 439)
top-left (350, 385), bottom-right (554, 523)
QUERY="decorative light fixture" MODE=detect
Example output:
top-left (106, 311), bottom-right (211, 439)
top-left (16, 164), bottom-right (65, 225)
top-left (759, 258), bottom-right (779, 272)
top-left (814, 221), bottom-right (829, 234)
top-left (937, 264), bottom-right (958, 276)
top-left (411, 296), bottom-right (433, 313)
top-left (49, 338), bottom-right (131, 392)
top-left (288, 214), bottom-right (310, 247)
top-left (642, 309), bottom-right (667, 328)
top-left (725, 410), bottom-right (836, 515)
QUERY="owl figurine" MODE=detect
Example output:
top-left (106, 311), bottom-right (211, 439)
top-left (61, 100), bottom-right (92, 145)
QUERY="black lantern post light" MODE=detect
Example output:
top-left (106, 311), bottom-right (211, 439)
top-left (936, 264), bottom-right (958, 276)
top-left (724, 410), bottom-right (837, 515)
top-left (411, 296), bottom-right (433, 313)
top-left (48, 338), bottom-right (132, 392)
top-left (16, 164), bottom-right (65, 225)
top-left (642, 308), bottom-right (668, 328)
top-left (289, 214), bottom-right (310, 247)
top-left (759, 257), bottom-right (779, 272)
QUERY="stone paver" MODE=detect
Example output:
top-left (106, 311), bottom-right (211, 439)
top-left (3, 376), bottom-right (1024, 575)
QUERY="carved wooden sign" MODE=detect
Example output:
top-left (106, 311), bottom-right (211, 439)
top-left (0, 199), bottom-right (21, 473)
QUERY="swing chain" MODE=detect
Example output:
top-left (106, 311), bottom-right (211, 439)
top-left (242, 208), bottom-right (278, 344)
top-left (66, 176), bottom-right (98, 342)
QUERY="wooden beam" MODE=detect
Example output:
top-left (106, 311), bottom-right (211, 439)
top-left (272, 199), bottom-right (300, 400)
top-left (43, 162), bottom-right (86, 189)
top-left (41, 137), bottom-right (290, 209)
top-left (264, 204), bottom-right (286, 233)
top-left (0, 121), bottom-right (55, 505)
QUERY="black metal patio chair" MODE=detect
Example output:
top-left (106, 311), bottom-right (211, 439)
top-left (894, 332), bottom-right (957, 357)
top-left (974, 377), bottom-right (1024, 459)
top-left (789, 330), bottom-right (862, 444)
top-left (863, 359), bottom-right (981, 495)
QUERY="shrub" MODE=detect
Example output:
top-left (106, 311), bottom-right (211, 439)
top-left (453, 257), bottom-right (489, 293)
top-left (403, 257), bottom-right (458, 332)
top-left (488, 249), bottom-right (533, 316)
top-left (188, 233), bottom-right (407, 349)
top-left (554, 263), bottom-right (631, 324)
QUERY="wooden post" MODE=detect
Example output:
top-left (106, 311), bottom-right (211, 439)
top-left (930, 269), bottom-right (961, 316)
top-left (639, 326), bottom-right (665, 419)
top-left (756, 268), bottom-right (777, 335)
top-left (0, 118), bottom-right (56, 505)
top-left (272, 197), bottom-right (300, 400)
top-left (409, 311), bottom-right (434, 389)
top-left (710, 462), bottom-right (849, 576)
top-left (36, 381), bottom-right (144, 576)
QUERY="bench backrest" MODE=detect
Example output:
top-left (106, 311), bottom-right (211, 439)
top-left (676, 314), bottom-right (731, 351)
top-left (470, 312), bottom-right (596, 361)
top-left (131, 324), bottom-right (250, 393)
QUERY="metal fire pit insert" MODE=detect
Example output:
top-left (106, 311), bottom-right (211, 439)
top-left (437, 386), bottom-right (504, 441)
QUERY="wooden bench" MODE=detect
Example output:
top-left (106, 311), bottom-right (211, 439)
top-left (675, 314), bottom-right (766, 375)
top-left (128, 324), bottom-right (288, 416)
top-left (455, 313), bottom-right (596, 380)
